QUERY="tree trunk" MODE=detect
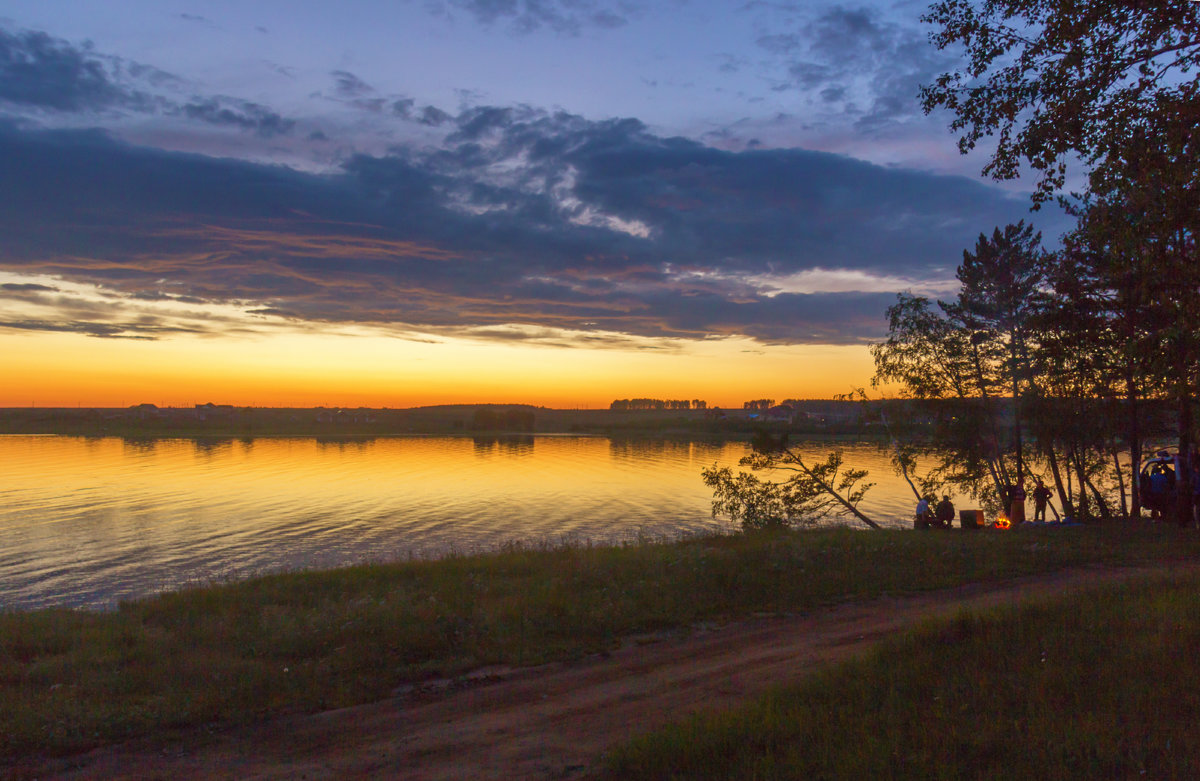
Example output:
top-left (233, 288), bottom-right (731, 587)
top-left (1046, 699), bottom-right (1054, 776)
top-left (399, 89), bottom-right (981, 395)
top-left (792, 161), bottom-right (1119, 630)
top-left (784, 447), bottom-right (882, 530)
top-left (896, 449), bottom-right (922, 503)
top-left (1084, 472), bottom-right (1112, 522)
top-left (1126, 362), bottom-right (1142, 519)
top-left (1177, 419), bottom-right (1193, 528)
top-left (1047, 446), bottom-right (1075, 518)
top-left (970, 341), bottom-right (1010, 499)
top-left (1177, 343), bottom-right (1194, 527)
top-left (1170, 230), bottom-right (1198, 527)
top-left (1112, 446), bottom-right (1128, 519)
top-left (1071, 447), bottom-right (1089, 521)
top-left (1010, 330), bottom-right (1024, 486)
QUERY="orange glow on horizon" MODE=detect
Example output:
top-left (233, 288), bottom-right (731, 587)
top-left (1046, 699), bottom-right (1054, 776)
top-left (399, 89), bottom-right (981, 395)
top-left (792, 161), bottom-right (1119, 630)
top-left (1, 329), bottom-right (881, 409)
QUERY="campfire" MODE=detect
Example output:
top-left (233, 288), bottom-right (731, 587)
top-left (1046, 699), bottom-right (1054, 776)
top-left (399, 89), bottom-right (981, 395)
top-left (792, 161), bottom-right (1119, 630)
top-left (993, 516), bottom-right (1012, 530)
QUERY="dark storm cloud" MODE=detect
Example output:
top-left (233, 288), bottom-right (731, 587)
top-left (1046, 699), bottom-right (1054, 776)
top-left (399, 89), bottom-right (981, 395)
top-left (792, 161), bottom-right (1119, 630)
top-left (0, 109), bottom-right (1062, 346)
top-left (0, 26), bottom-right (295, 137)
top-left (419, 106), bottom-right (1044, 276)
top-left (392, 97), bottom-right (415, 117)
top-left (331, 70), bottom-right (374, 98)
top-left (0, 28), bottom-right (129, 111)
top-left (440, 0), bottom-right (632, 34)
top-left (123, 61), bottom-right (185, 90)
top-left (0, 316), bottom-right (202, 339)
top-left (416, 105), bottom-right (453, 126)
top-left (757, 4), bottom-right (955, 132)
top-left (324, 70), bottom-right (410, 115)
top-left (179, 97), bottom-right (294, 137)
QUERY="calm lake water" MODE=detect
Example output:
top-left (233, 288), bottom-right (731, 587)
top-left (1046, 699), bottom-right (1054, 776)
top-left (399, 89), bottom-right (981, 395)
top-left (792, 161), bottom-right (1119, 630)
top-left (0, 435), bottom-right (920, 611)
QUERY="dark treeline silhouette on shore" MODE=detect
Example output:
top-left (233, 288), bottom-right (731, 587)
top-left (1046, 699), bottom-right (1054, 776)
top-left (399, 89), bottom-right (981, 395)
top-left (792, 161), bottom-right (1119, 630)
top-left (471, 406), bottom-right (535, 432)
top-left (608, 399), bottom-right (707, 411)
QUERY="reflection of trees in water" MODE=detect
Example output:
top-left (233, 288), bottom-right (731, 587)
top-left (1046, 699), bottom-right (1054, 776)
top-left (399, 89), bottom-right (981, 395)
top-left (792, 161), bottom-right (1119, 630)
top-left (473, 436), bottom-right (535, 457)
top-left (191, 438), bottom-right (233, 459)
top-left (315, 437), bottom-right (375, 451)
top-left (121, 437), bottom-right (159, 455)
top-left (688, 440), bottom-right (733, 461)
top-left (608, 437), bottom-right (697, 461)
top-left (500, 436), bottom-right (534, 456)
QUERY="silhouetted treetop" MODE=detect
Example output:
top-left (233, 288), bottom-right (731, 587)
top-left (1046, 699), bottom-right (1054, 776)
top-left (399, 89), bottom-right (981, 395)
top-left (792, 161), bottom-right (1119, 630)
top-left (922, 0), bottom-right (1200, 203)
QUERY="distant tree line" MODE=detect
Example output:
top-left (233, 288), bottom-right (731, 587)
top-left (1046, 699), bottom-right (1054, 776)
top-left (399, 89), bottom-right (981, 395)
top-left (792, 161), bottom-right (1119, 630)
top-left (471, 407), bottom-right (535, 431)
top-left (609, 399), bottom-right (707, 411)
top-left (742, 399), bottom-right (775, 411)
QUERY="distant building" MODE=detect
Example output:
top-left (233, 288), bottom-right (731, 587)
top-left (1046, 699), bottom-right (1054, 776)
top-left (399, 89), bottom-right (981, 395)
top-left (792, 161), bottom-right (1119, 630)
top-left (194, 402), bottom-right (234, 421)
top-left (764, 404), bottom-right (795, 424)
top-left (128, 403), bottom-right (160, 420)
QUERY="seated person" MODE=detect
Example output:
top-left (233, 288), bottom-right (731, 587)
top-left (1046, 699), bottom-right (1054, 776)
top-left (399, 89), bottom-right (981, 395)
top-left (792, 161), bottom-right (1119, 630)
top-left (935, 495), bottom-right (955, 529)
top-left (915, 496), bottom-right (933, 529)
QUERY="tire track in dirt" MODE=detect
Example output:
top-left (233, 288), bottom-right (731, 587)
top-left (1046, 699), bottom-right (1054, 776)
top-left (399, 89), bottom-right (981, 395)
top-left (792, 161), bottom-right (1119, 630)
top-left (20, 562), bottom-right (1200, 781)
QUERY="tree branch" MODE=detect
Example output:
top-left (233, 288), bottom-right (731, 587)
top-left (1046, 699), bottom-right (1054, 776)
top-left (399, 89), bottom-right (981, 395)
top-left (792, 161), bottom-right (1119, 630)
top-left (781, 446), bottom-right (881, 530)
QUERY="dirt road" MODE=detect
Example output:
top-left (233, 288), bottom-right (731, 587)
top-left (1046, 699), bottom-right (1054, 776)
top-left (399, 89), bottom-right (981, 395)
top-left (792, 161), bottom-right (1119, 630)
top-left (19, 563), bottom-right (1197, 781)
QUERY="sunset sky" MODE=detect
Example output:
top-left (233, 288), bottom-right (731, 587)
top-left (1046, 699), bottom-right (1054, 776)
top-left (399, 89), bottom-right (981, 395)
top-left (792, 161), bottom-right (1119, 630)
top-left (0, 1), bottom-right (1069, 408)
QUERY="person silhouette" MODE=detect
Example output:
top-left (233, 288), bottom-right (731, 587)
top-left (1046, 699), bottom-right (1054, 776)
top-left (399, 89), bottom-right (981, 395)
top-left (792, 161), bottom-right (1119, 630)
top-left (935, 495), bottom-right (955, 529)
top-left (915, 496), bottom-right (933, 529)
top-left (1032, 480), bottom-right (1052, 522)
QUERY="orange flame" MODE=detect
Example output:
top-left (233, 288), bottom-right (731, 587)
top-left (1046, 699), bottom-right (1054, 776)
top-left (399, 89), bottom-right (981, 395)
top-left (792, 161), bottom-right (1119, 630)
top-left (993, 516), bottom-right (1012, 530)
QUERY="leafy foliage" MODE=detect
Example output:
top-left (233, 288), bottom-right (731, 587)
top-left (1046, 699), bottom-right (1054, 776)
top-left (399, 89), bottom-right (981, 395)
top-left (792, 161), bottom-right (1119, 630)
top-left (921, 0), bottom-right (1200, 203)
top-left (702, 433), bottom-right (875, 531)
top-left (873, 222), bottom-right (1054, 510)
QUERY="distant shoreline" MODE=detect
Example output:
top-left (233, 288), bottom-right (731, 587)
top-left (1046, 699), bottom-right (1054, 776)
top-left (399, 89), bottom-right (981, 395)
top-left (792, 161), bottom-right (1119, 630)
top-left (0, 402), bottom-right (883, 439)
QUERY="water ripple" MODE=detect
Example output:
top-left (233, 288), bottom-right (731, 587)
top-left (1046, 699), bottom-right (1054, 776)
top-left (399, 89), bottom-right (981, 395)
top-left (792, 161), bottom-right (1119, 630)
top-left (0, 435), bottom-right (925, 611)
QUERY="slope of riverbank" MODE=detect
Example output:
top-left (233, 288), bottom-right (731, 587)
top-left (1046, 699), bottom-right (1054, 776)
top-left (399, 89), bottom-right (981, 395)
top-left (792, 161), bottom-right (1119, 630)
top-left (4, 525), bottom-right (1199, 778)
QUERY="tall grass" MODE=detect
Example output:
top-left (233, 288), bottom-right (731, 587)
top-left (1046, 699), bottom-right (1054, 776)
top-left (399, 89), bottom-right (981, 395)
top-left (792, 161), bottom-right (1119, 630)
top-left (607, 571), bottom-right (1200, 779)
top-left (2, 524), bottom-right (1199, 760)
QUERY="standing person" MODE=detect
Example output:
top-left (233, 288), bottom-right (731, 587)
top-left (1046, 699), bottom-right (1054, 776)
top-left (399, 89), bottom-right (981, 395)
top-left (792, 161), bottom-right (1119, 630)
top-left (914, 496), bottom-right (932, 530)
top-left (1032, 480), bottom-right (1052, 522)
top-left (1150, 464), bottom-right (1169, 519)
top-left (1009, 480), bottom-right (1027, 525)
top-left (935, 495), bottom-right (955, 529)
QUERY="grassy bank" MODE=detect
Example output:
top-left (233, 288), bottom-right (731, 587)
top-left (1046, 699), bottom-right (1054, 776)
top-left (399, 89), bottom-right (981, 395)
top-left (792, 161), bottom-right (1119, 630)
top-left (606, 570), bottom-right (1200, 779)
top-left (3, 524), bottom-right (1200, 761)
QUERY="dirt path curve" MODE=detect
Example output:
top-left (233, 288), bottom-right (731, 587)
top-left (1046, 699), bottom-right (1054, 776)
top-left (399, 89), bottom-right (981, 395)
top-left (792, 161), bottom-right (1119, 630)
top-left (25, 561), bottom-right (1200, 781)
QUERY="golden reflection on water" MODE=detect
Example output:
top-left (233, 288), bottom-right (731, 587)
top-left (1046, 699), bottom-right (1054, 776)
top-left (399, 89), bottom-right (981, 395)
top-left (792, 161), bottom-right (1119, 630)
top-left (0, 435), bottom-right (918, 611)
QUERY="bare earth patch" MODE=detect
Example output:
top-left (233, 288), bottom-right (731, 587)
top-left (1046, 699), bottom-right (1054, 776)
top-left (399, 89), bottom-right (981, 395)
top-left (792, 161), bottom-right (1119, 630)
top-left (16, 562), bottom-right (1199, 780)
